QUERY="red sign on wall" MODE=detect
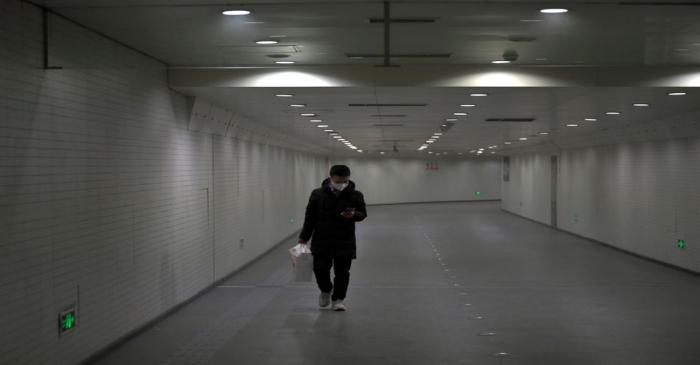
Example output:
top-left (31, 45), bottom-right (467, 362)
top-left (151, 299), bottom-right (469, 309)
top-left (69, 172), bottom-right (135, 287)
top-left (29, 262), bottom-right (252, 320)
top-left (425, 162), bottom-right (439, 170)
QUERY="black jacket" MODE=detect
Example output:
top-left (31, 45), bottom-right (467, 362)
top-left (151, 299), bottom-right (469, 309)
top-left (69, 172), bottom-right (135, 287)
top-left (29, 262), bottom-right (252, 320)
top-left (299, 178), bottom-right (367, 258)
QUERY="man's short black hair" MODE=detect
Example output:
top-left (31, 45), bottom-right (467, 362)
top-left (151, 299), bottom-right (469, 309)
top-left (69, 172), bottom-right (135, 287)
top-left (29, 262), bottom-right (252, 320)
top-left (330, 165), bottom-right (351, 177)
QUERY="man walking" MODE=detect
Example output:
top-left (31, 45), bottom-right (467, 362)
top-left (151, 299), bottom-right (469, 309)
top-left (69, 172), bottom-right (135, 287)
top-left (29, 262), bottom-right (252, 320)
top-left (298, 165), bottom-right (367, 311)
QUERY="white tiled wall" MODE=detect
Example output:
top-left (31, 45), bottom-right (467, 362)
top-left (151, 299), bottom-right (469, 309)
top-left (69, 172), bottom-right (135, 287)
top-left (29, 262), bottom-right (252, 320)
top-left (501, 138), bottom-right (700, 274)
top-left (500, 153), bottom-right (552, 225)
top-left (330, 156), bottom-right (501, 205)
top-left (0, 2), bottom-right (327, 364)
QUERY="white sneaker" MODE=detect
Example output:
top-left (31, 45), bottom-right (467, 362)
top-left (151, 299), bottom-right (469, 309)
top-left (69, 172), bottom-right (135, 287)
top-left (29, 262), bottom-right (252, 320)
top-left (319, 292), bottom-right (331, 308)
top-left (332, 300), bottom-right (346, 311)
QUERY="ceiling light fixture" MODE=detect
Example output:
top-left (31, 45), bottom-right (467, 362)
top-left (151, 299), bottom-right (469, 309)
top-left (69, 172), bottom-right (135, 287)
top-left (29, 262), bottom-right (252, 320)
top-left (275, 94), bottom-right (294, 97)
top-left (275, 61), bottom-right (296, 64)
top-left (317, 124), bottom-right (328, 128)
top-left (289, 104), bottom-right (306, 107)
top-left (540, 8), bottom-right (568, 14)
top-left (460, 104), bottom-right (476, 107)
top-left (519, 137), bottom-right (528, 141)
top-left (605, 111), bottom-right (621, 115)
top-left (453, 112), bottom-right (468, 116)
top-left (668, 92), bottom-right (687, 96)
top-left (492, 60), bottom-right (511, 64)
top-left (300, 113), bottom-right (316, 117)
top-left (256, 40), bottom-right (278, 45)
top-left (470, 93), bottom-right (489, 97)
top-left (309, 119), bottom-right (322, 123)
top-left (566, 124), bottom-right (579, 127)
top-left (445, 118), bottom-right (458, 122)
top-left (633, 103), bottom-right (650, 107)
top-left (222, 10), bottom-right (251, 16)
top-left (584, 118), bottom-right (597, 121)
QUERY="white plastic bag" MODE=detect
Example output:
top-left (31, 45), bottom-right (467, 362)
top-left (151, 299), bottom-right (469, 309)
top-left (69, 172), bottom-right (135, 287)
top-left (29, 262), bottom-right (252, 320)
top-left (289, 243), bottom-right (313, 282)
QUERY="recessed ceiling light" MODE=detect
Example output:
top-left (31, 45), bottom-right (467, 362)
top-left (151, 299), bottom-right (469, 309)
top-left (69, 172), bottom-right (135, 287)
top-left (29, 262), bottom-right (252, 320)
top-left (426, 140), bottom-right (435, 143)
top-left (445, 118), bottom-right (458, 122)
top-left (470, 93), bottom-right (489, 97)
top-left (428, 151), bottom-right (433, 154)
top-left (222, 10), bottom-right (251, 16)
top-left (668, 92), bottom-right (687, 96)
top-left (492, 60), bottom-right (511, 64)
top-left (605, 111), bottom-right (621, 115)
top-left (357, 150), bottom-right (363, 153)
top-left (504, 142), bottom-right (512, 145)
top-left (453, 112), bottom-right (468, 116)
top-left (432, 136), bottom-right (441, 139)
top-left (300, 113), bottom-right (316, 117)
top-left (317, 124), bottom-right (328, 128)
top-left (275, 61), bottom-right (296, 64)
top-left (380, 151), bottom-right (385, 155)
top-left (434, 133), bottom-right (443, 135)
top-left (540, 8), bottom-right (568, 14)
top-left (584, 118), bottom-right (597, 122)
top-left (329, 132), bottom-right (338, 135)
top-left (333, 136), bottom-right (342, 139)
top-left (460, 104), bottom-right (476, 107)
top-left (256, 40), bottom-right (278, 45)
top-left (519, 137), bottom-right (528, 141)
top-left (324, 129), bottom-right (334, 132)
top-left (566, 124), bottom-right (579, 127)
top-left (539, 132), bottom-right (549, 135)
top-left (309, 119), bottom-right (322, 123)
top-left (349, 146), bottom-right (358, 150)
top-left (633, 103), bottom-right (650, 107)
top-left (441, 124), bottom-right (447, 127)
top-left (275, 94), bottom-right (294, 97)
top-left (289, 104), bottom-right (306, 107)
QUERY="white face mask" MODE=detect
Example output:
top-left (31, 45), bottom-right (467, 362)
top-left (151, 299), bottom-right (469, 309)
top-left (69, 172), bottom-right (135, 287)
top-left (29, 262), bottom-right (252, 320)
top-left (330, 180), bottom-right (348, 191)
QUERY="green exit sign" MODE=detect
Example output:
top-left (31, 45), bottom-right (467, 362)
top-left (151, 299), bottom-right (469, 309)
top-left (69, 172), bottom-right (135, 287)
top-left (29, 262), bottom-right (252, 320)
top-left (677, 239), bottom-right (686, 249)
top-left (59, 307), bottom-right (77, 336)
top-left (474, 191), bottom-right (482, 197)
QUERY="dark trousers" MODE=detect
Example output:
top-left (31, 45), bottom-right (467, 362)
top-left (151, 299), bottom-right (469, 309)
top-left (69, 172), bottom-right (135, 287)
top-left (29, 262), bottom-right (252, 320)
top-left (313, 254), bottom-right (353, 301)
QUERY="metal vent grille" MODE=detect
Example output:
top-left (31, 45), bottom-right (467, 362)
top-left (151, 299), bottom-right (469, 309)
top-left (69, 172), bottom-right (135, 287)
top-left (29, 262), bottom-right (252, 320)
top-left (346, 53), bottom-right (451, 59)
top-left (368, 17), bottom-right (438, 23)
top-left (486, 118), bottom-right (536, 122)
top-left (350, 103), bottom-right (427, 107)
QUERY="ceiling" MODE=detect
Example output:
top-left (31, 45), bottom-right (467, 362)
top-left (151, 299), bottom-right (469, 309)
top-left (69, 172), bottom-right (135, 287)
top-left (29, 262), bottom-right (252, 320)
top-left (40, 0), bottom-right (700, 156)
top-left (175, 86), bottom-right (700, 155)
top-left (48, 1), bottom-right (700, 67)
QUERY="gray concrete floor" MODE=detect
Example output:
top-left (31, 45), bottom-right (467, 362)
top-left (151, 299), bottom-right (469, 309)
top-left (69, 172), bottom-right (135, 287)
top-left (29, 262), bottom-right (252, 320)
top-left (90, 201), bottom-right (700, 365)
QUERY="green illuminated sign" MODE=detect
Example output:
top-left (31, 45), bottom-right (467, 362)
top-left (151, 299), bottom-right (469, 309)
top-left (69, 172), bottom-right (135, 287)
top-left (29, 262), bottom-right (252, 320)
top-left (474, 191), bottom-right (482, 197)
top-left (59, 308), bottom-right (76, 335)
top-left (677, 239), bottom-right (686, 249)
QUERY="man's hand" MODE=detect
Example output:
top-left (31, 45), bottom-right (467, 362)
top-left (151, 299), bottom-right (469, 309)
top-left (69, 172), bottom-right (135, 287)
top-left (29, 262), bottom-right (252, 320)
top-left (340, 211), bottom-right (355, 219)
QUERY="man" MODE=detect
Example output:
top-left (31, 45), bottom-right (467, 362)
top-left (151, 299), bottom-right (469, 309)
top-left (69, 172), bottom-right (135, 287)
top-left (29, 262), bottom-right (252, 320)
top-left (298, 165), bottom-right (367, 311)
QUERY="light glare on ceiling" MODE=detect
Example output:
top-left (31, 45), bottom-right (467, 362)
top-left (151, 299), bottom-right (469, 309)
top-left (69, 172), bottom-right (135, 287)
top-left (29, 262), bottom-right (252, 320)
top-left (222, 10), bottom-right (251, 16)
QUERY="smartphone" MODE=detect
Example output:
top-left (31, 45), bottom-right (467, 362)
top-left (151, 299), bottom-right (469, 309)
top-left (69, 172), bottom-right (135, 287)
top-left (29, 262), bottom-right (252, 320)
top-left (342, 207), bottom-right (355, 215)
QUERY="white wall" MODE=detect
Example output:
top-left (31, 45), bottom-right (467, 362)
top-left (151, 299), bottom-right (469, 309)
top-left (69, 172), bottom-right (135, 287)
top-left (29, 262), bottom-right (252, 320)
top-left (500, 153), bottom-right (552, 225)
top-left (330, 156), bottom-right (501, 205)
top-left (0, 2), bottom-right (327, 364)
top-left (501, 138), bottom-right (700, 274)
